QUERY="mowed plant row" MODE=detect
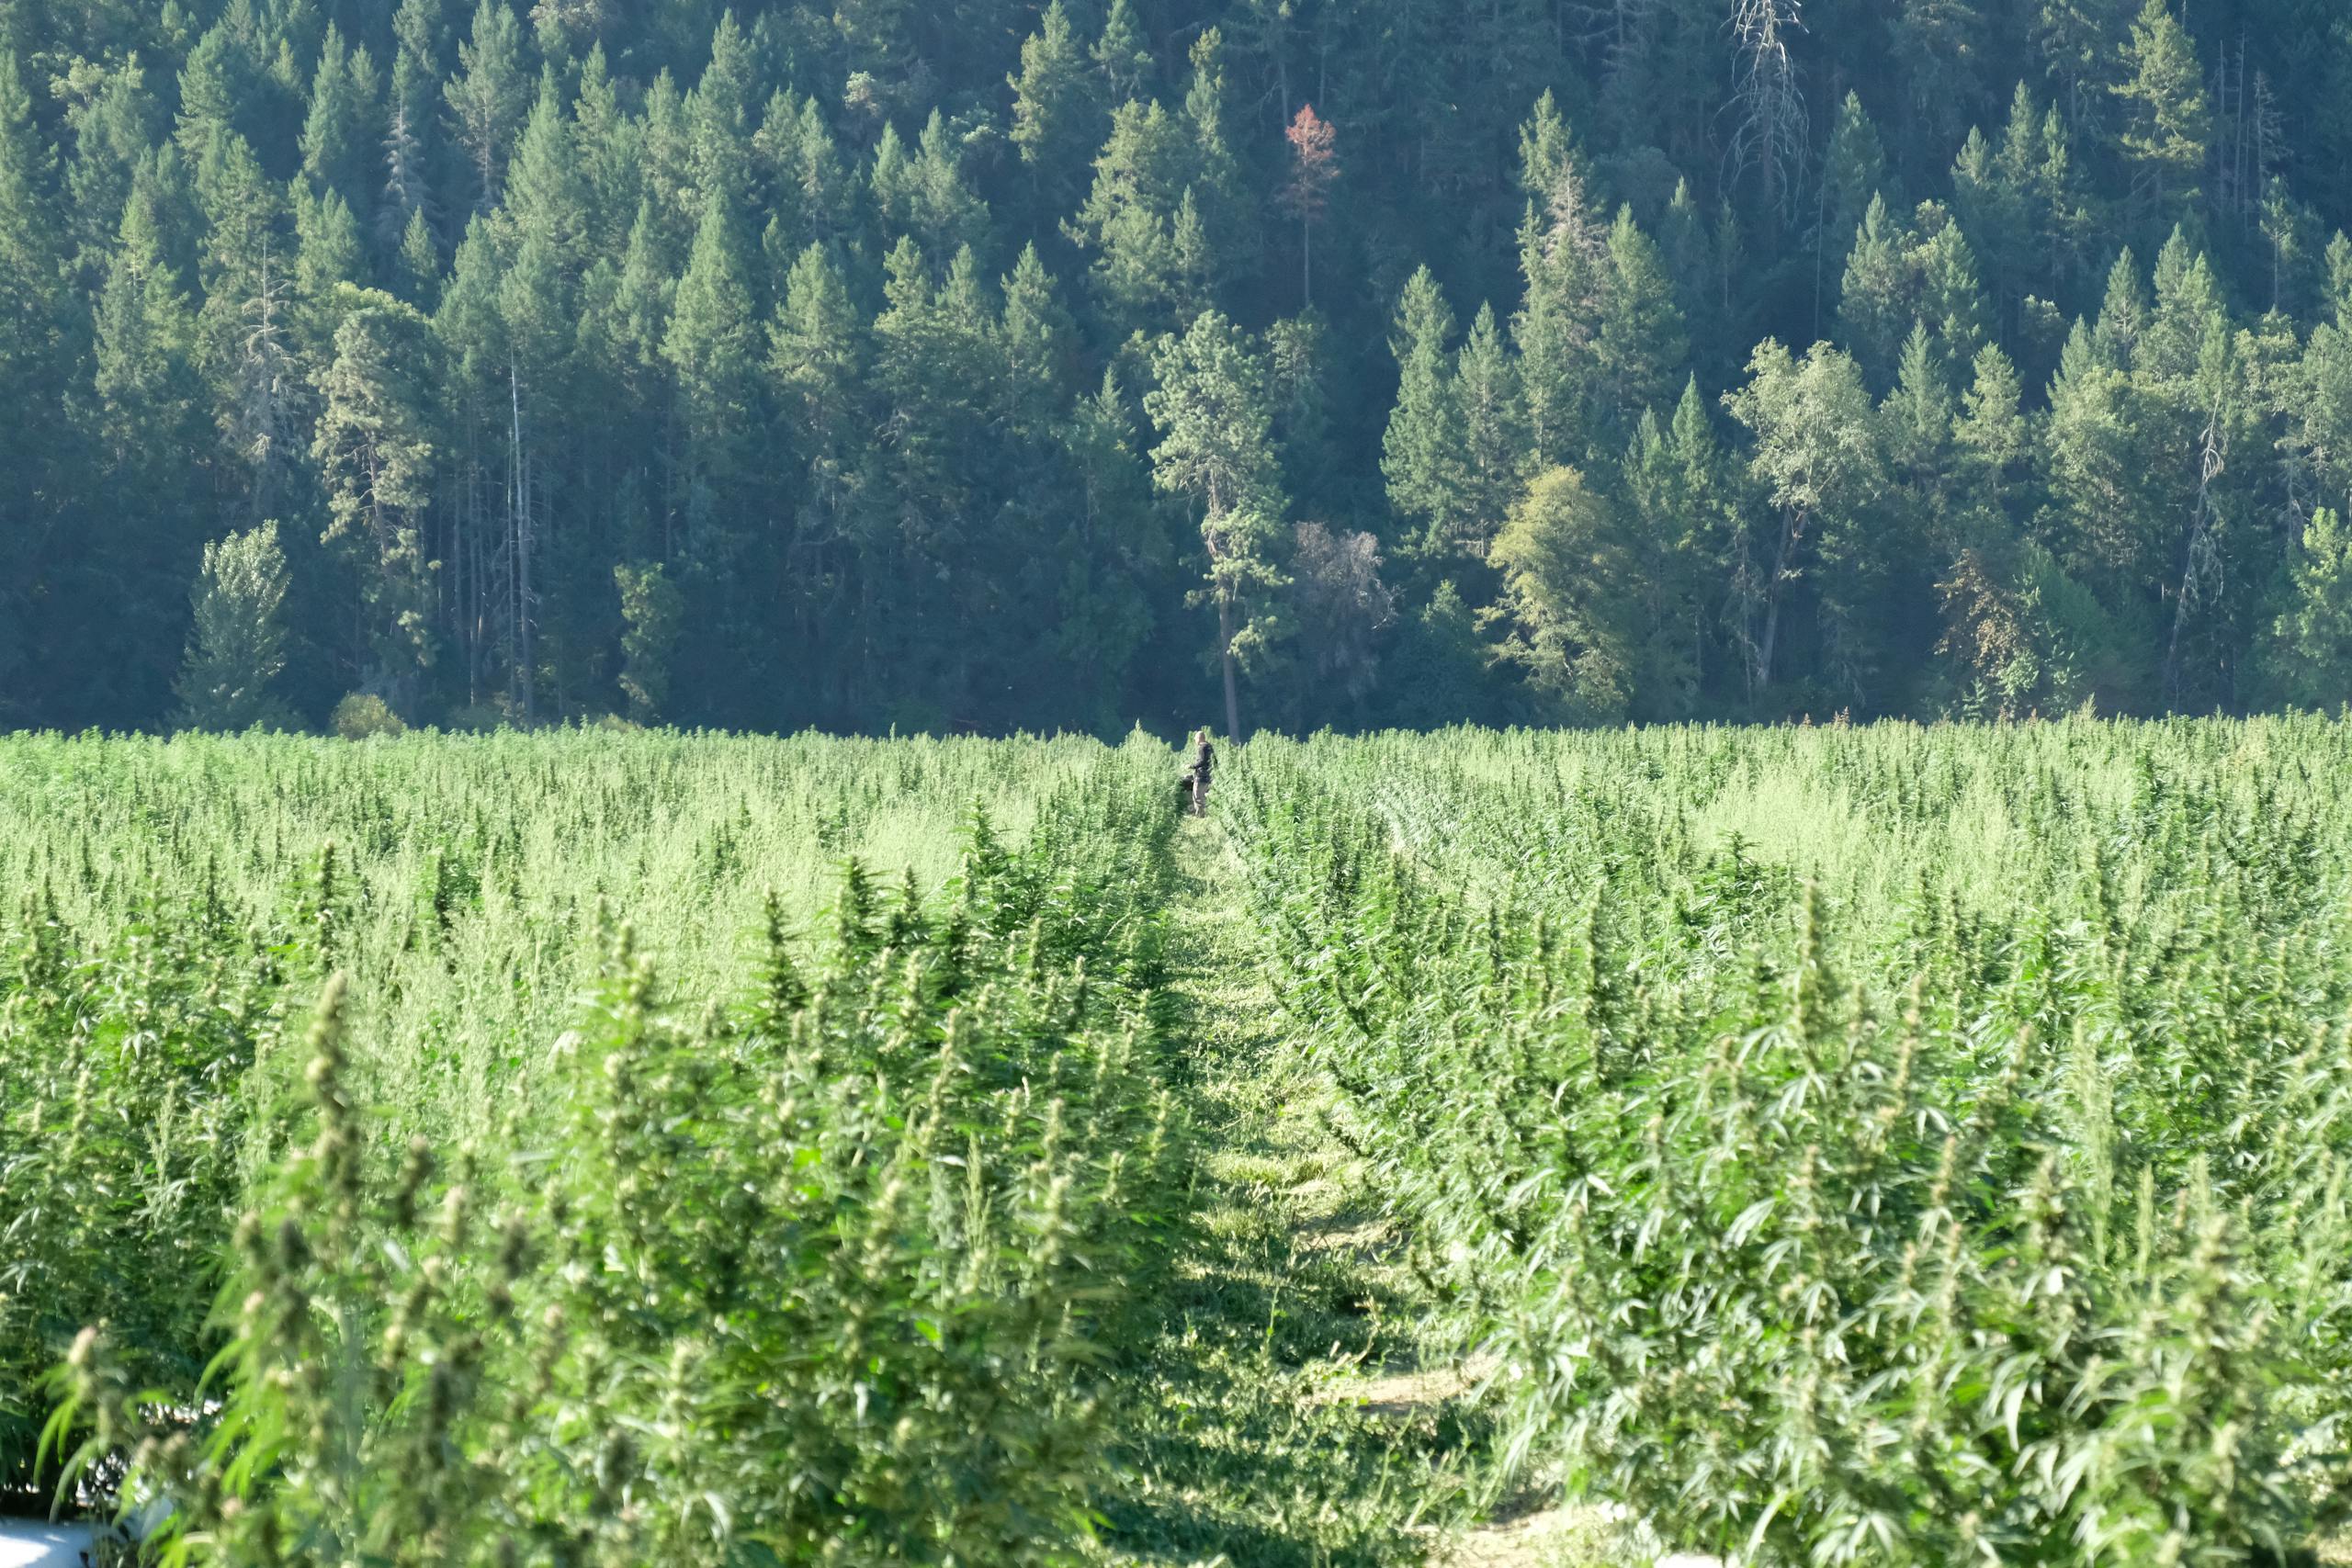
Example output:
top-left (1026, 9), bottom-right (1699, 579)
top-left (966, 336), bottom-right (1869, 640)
top-left (8, 720), bottom-right (2352, 1563)
top-left (1226, 717), bottom-right (2352, 1563)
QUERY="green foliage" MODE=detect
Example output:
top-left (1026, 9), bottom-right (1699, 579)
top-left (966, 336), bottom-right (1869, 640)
top-left (331, 691), bottom-right (407, 739)
top-left (174, 521), bottom-right (295, 731)
top-left (1483, 466), bottom-right (1634, 721)
top-left (53, 801), bottom-right (1182, 1563)
top-left (2256, 506), bottom-right (2352, 707)
top-left (9, 0), bottom-right (2352, 735)
top-left (1226, 716), bottom-right (2352, 1566)
top-left (613, 558), bottom-right (683, 724)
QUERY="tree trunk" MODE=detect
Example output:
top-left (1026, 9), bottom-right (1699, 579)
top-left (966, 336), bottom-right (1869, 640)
top-left (1218, 587), bottom-right (1241, 740)
top-left (1758, 507), bottom-right (1804, 692)
top-left (511, 360), bottom-right (536, 724)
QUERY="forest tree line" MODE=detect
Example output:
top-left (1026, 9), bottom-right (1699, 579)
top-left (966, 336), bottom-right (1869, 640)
top-left (6, 0), bottom-right (2352, 735)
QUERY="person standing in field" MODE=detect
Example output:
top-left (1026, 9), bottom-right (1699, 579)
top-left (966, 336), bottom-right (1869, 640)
top-left (1189, 728), bottom-right (1216, 817)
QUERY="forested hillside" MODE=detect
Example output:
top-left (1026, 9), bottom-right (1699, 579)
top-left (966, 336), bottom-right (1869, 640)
top-left (5, 0), bottom-right (2352, 735)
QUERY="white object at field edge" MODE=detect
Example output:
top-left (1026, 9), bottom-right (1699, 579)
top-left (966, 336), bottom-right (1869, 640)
top-left (0, 1520), bottom-right (92, 1568)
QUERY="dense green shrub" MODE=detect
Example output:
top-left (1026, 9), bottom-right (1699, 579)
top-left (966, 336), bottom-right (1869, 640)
top-left (331, 694), bottom-right (407, 739)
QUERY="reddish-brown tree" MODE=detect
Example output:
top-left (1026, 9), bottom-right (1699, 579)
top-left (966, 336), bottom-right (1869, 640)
top-left (1282, 104), bottom-right (1339, 306)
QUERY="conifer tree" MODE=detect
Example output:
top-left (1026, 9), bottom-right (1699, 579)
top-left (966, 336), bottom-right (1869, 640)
top-left (1454, 302), bottom-right (1526, 561)
top-left (1009, 0), bottom-right (1091, 218)
top-left (663, 188), bottom-right (758, 512)
top-left (613, 558), bottom-right (682, 724)
top-left (1839, 196), bottom-right (1922, 389)
top-left (1596, 206), bottom-right (1688, 431)
top-left (175, 521), bottom-right (295, 729)
top-left (1145, 310), bottom-right (1285, 739)
top-left (314, 288), bottom-right (440, 712)
top-left (2112, 0), bottom-right (2210, 228)
top-left (1279, 105), bottom-right (1336, 309)
top-left (2259, 507), bottom-right (2352, 707)
top-left (299, 27), bottom-right (379, 209)
top-left (1092, 0), bottom-right (1153, 103)
top-left (445, 0), bottom-right (526, 211)
top-left (687, 12), bottom-right (758, 210)
top-left (1383, 266), bottom-right (1464, 558)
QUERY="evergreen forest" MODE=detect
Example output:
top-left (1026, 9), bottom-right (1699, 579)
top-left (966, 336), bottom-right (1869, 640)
top-left (7, 0), bottom-right (2352, 735)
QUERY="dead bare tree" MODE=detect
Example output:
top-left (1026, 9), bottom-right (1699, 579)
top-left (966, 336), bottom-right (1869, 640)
top-left (1724, 0), bottom-right (1808, 228)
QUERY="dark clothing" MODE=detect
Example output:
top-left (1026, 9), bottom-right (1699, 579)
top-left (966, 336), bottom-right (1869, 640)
top-left (1188, 739), bottom-right (1215, 817)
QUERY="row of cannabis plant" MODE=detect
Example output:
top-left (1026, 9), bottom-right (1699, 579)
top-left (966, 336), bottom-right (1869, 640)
top-left (1225, 719), bottom-right (2352, 1565)
top-left (29, 754), bottom-right (1184, 1564)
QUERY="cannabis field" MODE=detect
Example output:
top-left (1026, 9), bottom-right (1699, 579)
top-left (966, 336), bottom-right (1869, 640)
top-left (6, 719), bottom-right (2352, 1565)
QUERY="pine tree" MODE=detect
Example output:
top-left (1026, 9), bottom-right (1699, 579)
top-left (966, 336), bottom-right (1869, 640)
top-left (1915, 214), bottom-right (1988, 367)
top-left (1953, 343), bottom-right (2028, 510)
top-left (503, 76), bottom-right (587, 267)
top-left (59, 57), bottom-right (162, 271)
top-left (1181, 28), bottom-right (1243, 284)
top-left (175, 23), bottom-right (256, 157)
top-left (2035, 0), bottom-right (2132, 124)
top-left (2112, 0), bottom-right (2210, 228)
top-left (1009, 0), bottom-right (1091, 217)
top-left (1279, 105), bottom-right (1337, 309)
top-left (1382, 266), bottom-right (1464, 558)
top-left (395, 204), bottom-right (439, 301)
top-left (2258, 507), bottom-right (2352, 706)
top-left (1837, 194), bottom-right (1911, 387)
top-left (771, 240), bottom-right (864, 448)
top-left (663, 188), bottom-right (758, 502)
top-left (1066, 98), bottom-right (1189, 334)
top-left (909, 108), bottom-right (987, 265)
top-left (1890, 0), bottom-right (1984, 161)
top-left (299, 26), bottom-right (379, 208)
top-left (1144, 310), bottom-right (1285, 739)
top-left (1596, 205), bottom-right (1688, 431)
top-left (1815, 90), bottom-right (1889, 325)
top-left (1455, 302), bottom-right (1526, 560)
top-left (688, 12), bottom-right (759, 209)
top-left (314, 288), bottom-right (440, 713)
top-left (175, 521), bottom-right (296, 729)
top-left (1091, 0), bottom-right (1153, 103)
top-left (1000, 242), bottom-right (1073, 437)
top-left (613, 558), bottom-right (682, 723)
top-left (445, 0), bottom-right (526, 211)
top-left (293, 183), bottom-right (366, 344)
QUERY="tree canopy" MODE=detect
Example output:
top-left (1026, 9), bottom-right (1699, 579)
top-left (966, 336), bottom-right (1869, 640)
top-left (7, 0), bottom-right (2352, 733)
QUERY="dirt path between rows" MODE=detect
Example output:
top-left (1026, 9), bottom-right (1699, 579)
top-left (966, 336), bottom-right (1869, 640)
top-left (1088, 815), bottom-right (1638, 1568)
